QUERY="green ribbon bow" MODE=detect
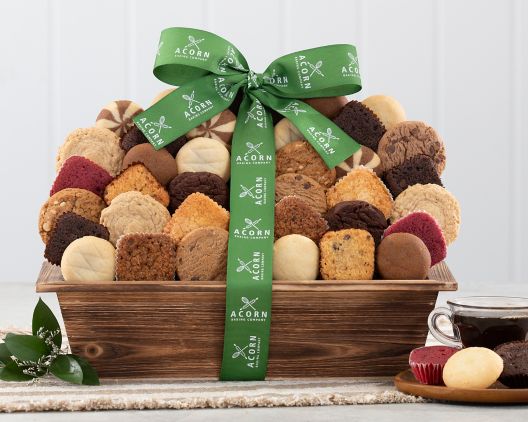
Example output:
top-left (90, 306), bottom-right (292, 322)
top-left (134, 27), bottom-right (362, 381)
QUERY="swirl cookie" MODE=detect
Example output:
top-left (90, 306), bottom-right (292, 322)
top-left (377, 121), bottom-right (446, 175)
top-left (276, 140), bottom-right (336, 188)
top-left (333, 100), bottom-right (386, 151)
top-left (104, 163), bottom-right (170, 207)
top-left (383, 155), bottom-right (442, 197)
top-left (325, 200), bottom-right (387, 246)
top-left (176, 227), bottom-right (228, 281)
top-left (100, 191), bottom-right (170, 245)
top-left (304, 96), bottom-right (348, 119)
top-left (274, 118), bottom-right (303, 150)
top-left (336, 146), bottom-right (382, 179)
top-left (56, 127), bottom-right (124, 176)
top-left (122, 143), bottom-right (178, 186)
top-left (326, 168), bottom-right (393, 219)
top-left (61, 237), bottom-right (116, 282)
top-left (176, 137), bottom-right (231, 181)
top-left (391, 184), bottom-right (460, 245)
top-left (186, 109), bottom-right (236, 150)
top-left (274, 196), bottom-right (328, 242)
top-left (361, 95), bottom-right (406, 130)
top-left (275, 173), bottom-right (327, 215)
top-left (168, 172), bottom-right (228, 212)
top-left (319, 228), bottom-right (375, 280)
top-left (273, 234), bottom-right (319, 280)
top-left (95, 100), bottom-right (143, 137)
top-left (164, 192), bottom-right (229, 244)
top-left (39, 188), bottom-right (106, 244)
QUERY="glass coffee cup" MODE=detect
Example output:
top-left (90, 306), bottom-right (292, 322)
top-left (428, 296), bottom-right (528, 349)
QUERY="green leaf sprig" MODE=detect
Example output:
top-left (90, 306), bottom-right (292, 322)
top-left (0, 298), bottom-right (99, 385)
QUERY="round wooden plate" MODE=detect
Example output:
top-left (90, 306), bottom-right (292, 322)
top-left (395, 369), bottom-right (528, 404)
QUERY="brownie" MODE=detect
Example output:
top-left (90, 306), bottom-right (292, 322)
top-left (168, 172), bottom-right (228, 212)
top-left (494, 341), bottom-right (528, 388)
top-left (325, 200), bottom-right (388, 246)
top-left (44, 212), bottom-right (110, 265)
top-left (115, 233), bottom-right (177, 281)
top-left (383, 155), bottom-right (443, 197)
top-left (332, 100), bottom-right (386, 151)
top-left (120, 125), bottom-right (187, 157)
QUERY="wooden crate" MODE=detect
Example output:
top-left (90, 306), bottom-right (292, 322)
top-left (36, 262), bottom-right (457, 379)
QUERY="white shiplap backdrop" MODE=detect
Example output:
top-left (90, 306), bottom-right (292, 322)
top-left (0, 0), bottom-right (527, 286)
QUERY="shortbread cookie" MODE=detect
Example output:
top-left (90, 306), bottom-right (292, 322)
top-left (104, 163), bottom-right (170, 206)
top-left (361, 95), bottom-right (406, 130)
top-left (273, 234), bottom-right (319, 280)
top-left (168, 172), bottom-right (228, 212)
top-left (186, 109), bottom-right (236, 150)
top-left (274, 118), bottom-right (303, 150)
top-left (122, 143), bottom-right (178, 186)
top-left (336, 146), bottom-right (382, 179)
top-left (176, 137), bottom-right (231, 181)
top-left (274, 196), bottom-right (328, 242)
top-left (304, 96), bottom-right (348, 119)
top-left (39, 188), bottom-right (106, 244)
top-left (319, 228), bottom-right (375, 280)
top-left (326, 168), bottom-right (393, 219)
top-left (176, 227), bottom-right (228, 281)
top-left (95, 100), bottom-right (143, 137)
top-left (384, 155), bottom-right (442, 197)
top-left (100, 191), bottom-right (170, 245)
top-left (275, 173), bottom-right (327, 215)
top-left (333, 100), bottom-right (386, 151)
top-left (150, 88), bottom-right (175, 105)
top-left (56, 127), bottom-right (124, 176)
top-left (116, 233), bottom-right (177, 281)
top-left (325, 200), bottom-right (387, 246)
top-left (276, 140), bottom-right (336, 188)
top-left (377, 121), bottom-right (446, 175)
top-left (50, 156), bottom-right (113, 198)
top-left (61, 236), bottom-right (116, 281)
top-left (164, 192), bottom-right (230, 244)
top-left (45, 212), bottom-right (110, 266)
top-left (443, 348), bottom-right (503, 389)
top-left (391, 184), bottom-right (460, 245)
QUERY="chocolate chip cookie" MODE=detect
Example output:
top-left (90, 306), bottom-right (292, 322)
top-left (275, 173), bottom-right (327, 215)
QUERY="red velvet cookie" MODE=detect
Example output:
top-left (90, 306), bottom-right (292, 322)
top-left (409, 346), bottom-right (459, 385)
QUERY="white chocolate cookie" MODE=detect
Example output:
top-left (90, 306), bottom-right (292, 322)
top-left (273, 234), bottom-right (319, 280)
top-left (362, 95), bottom-right (406, 130)
top-left (443, 348), bottom-right (503, 389)
top-left (176, 137), bottom-right (231, 181)
top-left (274, 118), bottom-right (303, 150)
top-left (61, 236), bottom-right (116, 281)
top-left (186, 110), bottom-right (236, 150)
top-left (95, 100), bottom-right (143, 137)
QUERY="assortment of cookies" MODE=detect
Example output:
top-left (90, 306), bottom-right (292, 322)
top-left (39, 92), bottom-right (461, 282)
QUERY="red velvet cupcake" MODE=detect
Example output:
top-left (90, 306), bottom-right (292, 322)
top-left (384, 211), bottom-right (447, 265)
top-left (51, 156), bottom-right (113, 198)
top-left (409, 346), bottom-right (459, 385)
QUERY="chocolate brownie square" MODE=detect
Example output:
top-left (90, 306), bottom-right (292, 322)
top-left (383, 155), bottom-right (443, 197)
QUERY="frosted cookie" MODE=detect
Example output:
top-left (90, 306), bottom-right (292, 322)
top-left (276, 140), bottom-right (336, 188)
top-left (273, 234), bottom-right (319, 280)
top-left (274, 196), bottom-right (328, 242)
top-left (336, 146), bottom-right (382, 179)
top-left (122, 143), bottom-right (178, 186)
top-left (56, 127), bottom-right (124, 176)
top-left (150, 88), bottom-right (176, 105)
top-left (164, 192), bottom-right (229, 244)
top-left (95, 100), bottom-right (143, 137)
top-left (61, 236), bottom-right (116, 282)
top-left (383, 155), bottom-right (442, 197)
top-left (186, 109), bottom-right (236, 150)
top-left (176, 227), bottom-right (228, 281)
top-left (176, 137), bottom-right (231, 181)
top-left (377, 121), bottom-right (446, 175)
top-left (274, 118), bottom-right (303, 150)
top-left (39, 188), bottom-right (106, 244)
top-left (100, 191), bottom-right (170, 245)
top-left (443, 348), bottom-right (503, 389)
top-left (168, 172), bottom-right (228, 212)
top-left (275, 173), bottom-right (327, 215)
top-left (326, 167), bottom-right (393, 219)
top-left (104, 163), bottom-right (170, 206)
top-left (116, 233), bottom-right (177, 281)
top-left (304, 96), bottom-right (348, 119)
top-left (391, 184), bottom-right (460, 245)
top-left (361, 95), bottom-right (406, 130)
top-left (319, 228), bottom-right (375, 280)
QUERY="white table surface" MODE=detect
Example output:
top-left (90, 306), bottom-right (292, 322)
top-left (0, 280), bottom-right (527, 421)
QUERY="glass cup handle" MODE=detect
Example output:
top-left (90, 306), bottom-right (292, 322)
top-left (427, 307), bottom-right (462, 348)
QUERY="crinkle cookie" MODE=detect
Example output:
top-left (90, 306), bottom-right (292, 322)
top-left (274, 196), bottom-right (328, 242)
top-left (275, 173), bottom-right (327, 215)
top-left (377, 121), bottom-right (446, 175)
top-left (56, 127), bottom-right (124, 176)
top-left (391, 184), bottom-right (460, 245)
top-left (39, 188), bottom-right (106, 244)
top-left (100, 191), bottom-right (170, 245)
top-left (326, 167), bottom-right (393, 219)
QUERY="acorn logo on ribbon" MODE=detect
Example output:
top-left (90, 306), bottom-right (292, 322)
top-left (263, 68), bottom-right (288, 87)
top-left (182, 90), bottom-right (213, 121)
top-left (218, 45), bottom-right (245, 73)
top-left (307, 126), bottom-right (338, 155)
top-left (342, 52), bottom-right (360, 77)
top-left (238, 176), bottom-right (267, 206)
top-left (278, 101), bottom-right (306, 116)
top-left (233, 217), bottom-right (271, 240)
top-left (232, 337), bottom-right (262, 368)
top-left (174, 35), bottom-right (210, 61)
top-left (235, 141), bottom-right (273, 165)
top-left (229, 296), bottom-right (268, 323)
top-left (134, 115), bottom-right (172, 147)
top-left (294, 55), bottom-right (326, 89)
top-left (244, 100), bottom-right (267, 129)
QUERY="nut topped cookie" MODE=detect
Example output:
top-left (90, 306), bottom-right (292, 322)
top-left (275, 173), bottom-right (327, 215)
top-left (95, 100), bottom-right (143, 138)
top-left (274, 196), bottom-right (328, 242)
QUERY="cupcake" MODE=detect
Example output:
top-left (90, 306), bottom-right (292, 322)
top-left (494, 341), bottom-right (528, 388)
top-left (409, 345), bottom-right (459, 385)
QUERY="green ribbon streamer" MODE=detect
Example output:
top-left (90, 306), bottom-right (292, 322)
top-left (133, 27), bottom-right (362, 381)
